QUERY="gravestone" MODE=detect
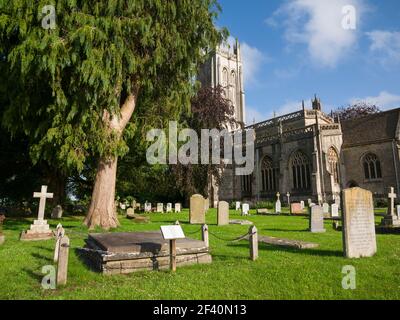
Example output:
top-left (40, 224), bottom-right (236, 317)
top-left (157, 203), bottom-right (164, 213)
top-left (0, 214), bottom-right (5, 245)
top-left (286, 192), bottom-right (291, 206)
top-left (257, 208), bottom-right (269, 215)
top-left (20, 185), bottom-right (54, 241)
top-left (380, 187), bottom-right (400, 227)
top-left (275, 192), bottom-right (282, 214)
top-left (175, 203), bottom-right (181, 213)
top-left (331, 204), bottom-right (340, 218)
top-left (166, 203), bottom-right (173, 213)
top-left (242, 203), bottom-right (250, 216)
top-left (397, 205), bottom-right (400, 219)
top-left (190, 194), bottom-right (205, 224)
top-left (51, 205), bottom-right (63, 219)
top-left (57, 235), bottom-right (70, 286)
top-left (300, 201), bottom-right (305, 210)
top-left (309, 205), bottom-right (326, 233)
top-left (119, 203), bottom-right (126, 210)
top-left (126, 208), bottom-right (135, 218)
top-left (54, 224), bottom-right (65, 263)
top-left (144, 202), bottom-right (152, 212)
top-left (235, 202), bottom-right (241, 211)
top-left (323, 203), bottom-right (330, 218)
top-left (307, 199), bottom-right (312, 206)
top-left (342, 187), bottom-right (377, 259)
top-left (217, 201), bottom-right (229, 226)
top-left (290, 203), bottom-right (303, 215)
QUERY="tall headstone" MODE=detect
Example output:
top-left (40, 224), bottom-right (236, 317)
top-left (342, 187), bottom-right (377, 259)
top-left (166, 203), bottom-right (173, 213)
top-left (190, 194), bottom-right (205, 224)
top-left (381, 187), bottom-right (400, 227)
top-left (217, 201), bottom-right (229, 226)
top-left (51, 205), bottom-right (63, 219)
top-left (174, 203), bottom-right (181, 213)
top-left (20, 186), bottom-right (54, 241)
top-left (242, 203), bottom-right (250, 216)
top-left (300, 201), bottom-right (305, 210)
top-left (156, 203), bottom-right (164, 213)
top-left (57, 235), bottom-right (70, 286)
top-left (275, 192), bottom-right (281, 214)
top-left (286, 192), bottom-right (291, 206)
top-left (54, 224), bottom-right (65, 263)
top-left (309, 205), bottom-right (326, 233)
top-left (331, 204), bottom-right (340, 218)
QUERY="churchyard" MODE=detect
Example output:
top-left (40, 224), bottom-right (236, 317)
top-left (1, 197), bottom-right (399, 300)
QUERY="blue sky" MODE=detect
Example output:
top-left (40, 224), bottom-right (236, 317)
top-left (216, 0), bottom-right (400, 124)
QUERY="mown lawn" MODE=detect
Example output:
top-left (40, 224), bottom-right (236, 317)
top-left (0, 208), bottom-right (399, 300)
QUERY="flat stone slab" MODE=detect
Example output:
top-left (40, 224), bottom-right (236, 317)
top-left (80, 232), bottom-right (211, 274)
top-left (229, 220), bottom-right (253, 225)
top-left (256, 235), bottom-right (319, 250)
top-left (127, 214), bottom-right (150, 223)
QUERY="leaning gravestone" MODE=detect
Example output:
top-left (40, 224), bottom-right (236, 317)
top-left (309, 205), bottom-right (326, 233)
top-left (175, 203), bottom-right (181, 213)
top-left (190, 194), bottom-right (205, 224)
top-left (217, 201), bottom-right (229, 226)
top-left (51, 205), bottom-right (63, 219)
top-left (342, 187), bottom-right (377, 259)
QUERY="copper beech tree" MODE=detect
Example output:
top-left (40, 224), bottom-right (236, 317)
top-left (0, 1), bottom-right (222, 229)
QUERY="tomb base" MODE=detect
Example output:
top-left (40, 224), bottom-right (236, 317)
top-left (80, 232), bottom-right (212, 275)
top-left (20, 220), bottom-right (54, 241)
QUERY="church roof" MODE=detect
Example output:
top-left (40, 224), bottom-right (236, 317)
top-left (342, 108), bottom-right (400, 147)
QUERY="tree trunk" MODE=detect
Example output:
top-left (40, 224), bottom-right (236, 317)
top-left (84, 92), bottom-right (138, 230)
top-left (84, 157), bottom-right (119, 230)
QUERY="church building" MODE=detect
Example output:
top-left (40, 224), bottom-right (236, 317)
top-left (199, 40), bottom-right (400, 206)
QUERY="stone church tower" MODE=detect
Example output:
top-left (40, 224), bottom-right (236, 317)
top-left (198, 39), bottom-right (246, 207)
top-left (198, 38), bottom-right (246, 124)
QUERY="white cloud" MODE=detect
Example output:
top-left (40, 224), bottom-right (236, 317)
top-left (366, 30), bottom-right (400, 66)
top-left (246, 107), bottom-right (267, 125)
top-left (275, 101), bottom-right (304, 117)
top-left (350, 91), bottom-right (400, 110)
top-left (267, 0), bottom-right (366, 68)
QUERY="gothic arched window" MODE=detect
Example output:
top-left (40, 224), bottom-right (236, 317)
top-left (241, 175), bottom-right (252, 193)
top-left (290, 151), bottom-right (311, 190)
top-left (261, 156), bottom-right (279, 192)
top-left (328, 147), bottom-right (340, 183)
top-left (222, 68), bottom-right (228, 87)
top-left (363, 153), bottom-right (382, 180)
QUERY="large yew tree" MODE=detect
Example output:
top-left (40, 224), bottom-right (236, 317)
top-left (0, 0), bottom-right (222, 229)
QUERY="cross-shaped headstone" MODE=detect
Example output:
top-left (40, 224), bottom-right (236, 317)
top-left (33, 186), bottom-right (53, 221)
top-left (388, 187), bottom-right (397, 217)
top-left (276, 192), bottom-right (280, 201)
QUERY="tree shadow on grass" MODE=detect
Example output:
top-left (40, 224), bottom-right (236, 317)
top-left (3, 218), bottom-right (33, 231)
top-left (226, 242), bottom-right (343, 258)
top-left (31, 252), bottom-right (53, 264)
top-left (22, 267), bottom-right (43, 283)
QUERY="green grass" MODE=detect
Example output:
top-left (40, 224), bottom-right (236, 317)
top-left (0, 208), bottom-right (399, 300)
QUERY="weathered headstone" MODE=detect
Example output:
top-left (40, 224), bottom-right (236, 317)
top-left (204, 198), bottom-right (210, 213)
top-left (257, 208), bottom-right (269, 215)
top-left (242, 203), bottom-right (250, 216)
top-left (144, 202), bottom-right (152, 212)
top-left (397, 205), bottom-right (400, 219)
top-left (51, 205), bottom-right (63, 219)
top-left (174, 203), bottom-right (181, 213)
top-left (249, 226), bottom-right (258, 261)
top-left (235, 202), bottom-right (241, 211)
top-left (290, 203), bottom-right (303, 215)
top-left (300, 201), bottom-right (305, 210)
top-left (286, 192), bottom-right (291, 206)
top-left (217, 201), bottom-right (229, 226)
top-left (126, 208), bottom-right (135, 218)
top-left (342, 187), bottom-right (377, 259)
top-left (190, 194), bottom-right (205, 224)
top-left (166, 203), bottom-right (173, 213)
top-left (202, 224), bottom-right (209, 248)
top-left (381, 187), bottom-right (400, 227)
top-left (309, 205), bottom-right (326, 233)
top-left (331, 204), bottom-right (340, 218)
top-left (307, 199), bottom-right (312, 206)
top-left (157, 203), bottom-right (164, 213)
top-left (275, 192), bottom-right (281, 214)
top-left (119, 203), bottom-right (127, 210)
top-left (20, 185), bottom-right (54, 241)
top-left (323, 203), bottom-right (330, 218)
top-left (0, 214), bottom-right (5, 245)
